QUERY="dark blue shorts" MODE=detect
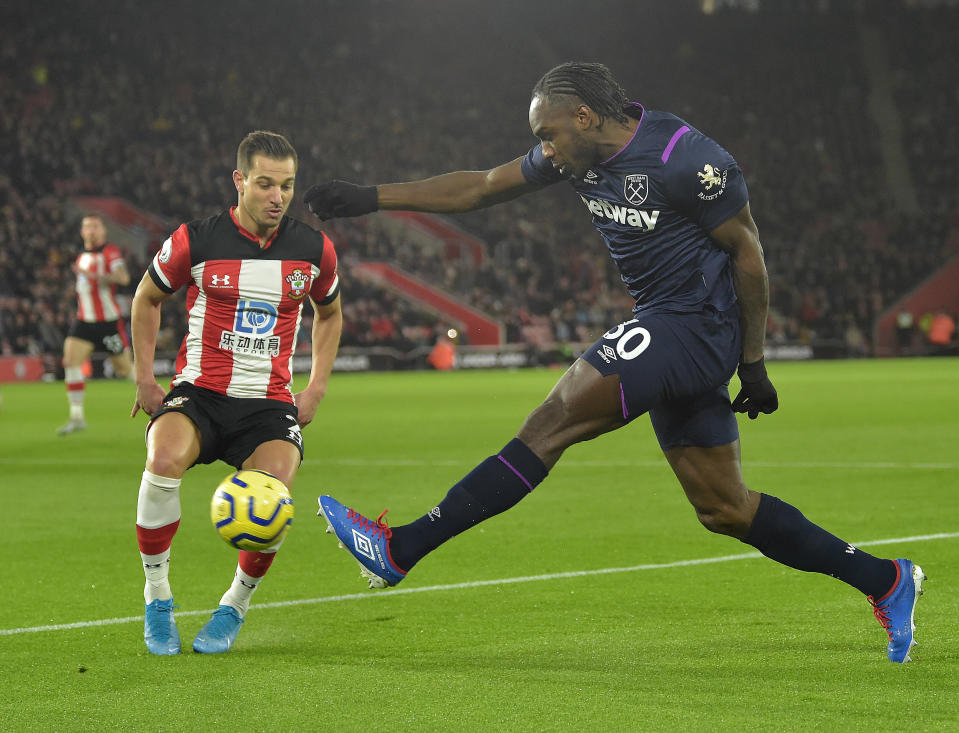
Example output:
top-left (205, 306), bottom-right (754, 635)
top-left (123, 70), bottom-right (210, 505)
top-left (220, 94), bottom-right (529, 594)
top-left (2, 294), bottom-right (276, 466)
top-left (581, 307), bottom-right (741, 451)
top-left (149, 382), bottom-right (303, 469)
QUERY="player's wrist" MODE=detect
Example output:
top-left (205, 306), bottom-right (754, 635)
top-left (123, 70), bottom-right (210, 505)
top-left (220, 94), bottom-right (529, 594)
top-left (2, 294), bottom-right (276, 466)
top-left (737, 356), bottom-right (767, 382)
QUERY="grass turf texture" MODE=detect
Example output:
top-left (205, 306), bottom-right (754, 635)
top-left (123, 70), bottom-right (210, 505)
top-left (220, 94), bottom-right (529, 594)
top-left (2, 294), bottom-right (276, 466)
top-left (1, 358), bottom-right (957, 731)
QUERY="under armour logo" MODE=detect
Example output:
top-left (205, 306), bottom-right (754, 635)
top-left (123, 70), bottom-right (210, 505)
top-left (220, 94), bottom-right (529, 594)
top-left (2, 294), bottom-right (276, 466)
top-left (211, 274), bottom-right (231, 286)
top-left (428, 506), bottom-right (441, 522)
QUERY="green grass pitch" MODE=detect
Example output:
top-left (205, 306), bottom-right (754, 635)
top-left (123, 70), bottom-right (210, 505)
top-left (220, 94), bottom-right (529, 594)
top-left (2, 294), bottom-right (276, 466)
top-left (1, 358), bottom-right (957, 731)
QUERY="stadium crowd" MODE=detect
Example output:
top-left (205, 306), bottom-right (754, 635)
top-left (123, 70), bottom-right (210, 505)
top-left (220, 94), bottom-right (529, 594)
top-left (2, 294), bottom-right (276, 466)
top-left (1, 0), bottom-right (956, 366)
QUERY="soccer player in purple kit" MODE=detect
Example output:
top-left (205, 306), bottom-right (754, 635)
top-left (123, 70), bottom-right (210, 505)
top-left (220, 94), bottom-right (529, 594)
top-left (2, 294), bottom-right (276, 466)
top-left (305, 62), bottom-right (925, 663)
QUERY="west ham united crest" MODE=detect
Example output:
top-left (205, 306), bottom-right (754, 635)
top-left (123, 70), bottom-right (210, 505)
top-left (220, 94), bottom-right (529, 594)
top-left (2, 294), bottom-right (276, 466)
top-left (624, 174), bottom-right (649, 205)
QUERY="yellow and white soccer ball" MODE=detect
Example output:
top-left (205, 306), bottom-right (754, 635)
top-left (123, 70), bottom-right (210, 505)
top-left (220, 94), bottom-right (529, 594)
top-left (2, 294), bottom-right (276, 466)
top-left (211, 470), bottom-right (294, 551)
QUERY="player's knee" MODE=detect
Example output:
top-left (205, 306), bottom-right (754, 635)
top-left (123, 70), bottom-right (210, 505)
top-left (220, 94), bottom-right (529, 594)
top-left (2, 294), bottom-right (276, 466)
top-left (145, 439), bottom-right (195, 478)
top-left (692, 500), bottom-right (751, 538)
top-left (145, 452), bottom-right (189, 479)
top-left (112, 357), bottom-right (132, 378)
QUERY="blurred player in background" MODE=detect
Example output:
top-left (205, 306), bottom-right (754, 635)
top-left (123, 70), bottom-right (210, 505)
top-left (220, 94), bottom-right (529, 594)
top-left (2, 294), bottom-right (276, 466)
top-left (130, 130), bottom-right (342, 655)
top-left (57, 214), bottom-right (132, 435)
top-left (307, 62), bottom-right (925, 664)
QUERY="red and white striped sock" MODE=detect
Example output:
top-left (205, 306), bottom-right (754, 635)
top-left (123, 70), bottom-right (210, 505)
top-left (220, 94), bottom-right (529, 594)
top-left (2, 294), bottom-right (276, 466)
top-left (136, 471), bottom-right (182, 603)
top-left (64, 366), bottom-right (85, 421)
top-left (218, 550), bottom-right (278, 617)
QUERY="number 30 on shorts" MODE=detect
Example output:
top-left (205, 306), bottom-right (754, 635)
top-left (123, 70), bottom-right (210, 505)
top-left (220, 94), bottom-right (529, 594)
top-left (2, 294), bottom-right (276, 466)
top-left (602, 319), bottom-right (652, 360)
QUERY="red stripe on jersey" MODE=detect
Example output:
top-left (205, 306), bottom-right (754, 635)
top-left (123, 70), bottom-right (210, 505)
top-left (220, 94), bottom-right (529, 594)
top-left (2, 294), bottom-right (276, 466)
top-left (265, 260), bottom-right (312, 398)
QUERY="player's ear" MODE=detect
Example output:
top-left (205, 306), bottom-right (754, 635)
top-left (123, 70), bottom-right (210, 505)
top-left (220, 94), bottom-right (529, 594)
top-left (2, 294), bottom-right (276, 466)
top-left (232, 169), bottom-right (245, 195)
top-left (574, 104), bottom-right (594, 130)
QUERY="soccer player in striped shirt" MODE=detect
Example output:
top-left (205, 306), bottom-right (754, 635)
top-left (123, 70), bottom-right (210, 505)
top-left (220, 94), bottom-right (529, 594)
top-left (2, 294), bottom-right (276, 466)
top-left (130, 131), bottom-right (342, 655)
top-left (57, 214), bottom-right (132, 435)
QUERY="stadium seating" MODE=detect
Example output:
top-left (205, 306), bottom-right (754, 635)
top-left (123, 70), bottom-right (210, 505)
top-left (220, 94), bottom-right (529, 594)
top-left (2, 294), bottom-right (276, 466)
top-left (1, 1), bottom-right (956, 364)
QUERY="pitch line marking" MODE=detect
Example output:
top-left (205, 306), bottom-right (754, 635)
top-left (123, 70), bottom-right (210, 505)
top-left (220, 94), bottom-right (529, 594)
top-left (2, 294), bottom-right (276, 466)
top-left (2, 530), bottom-right (956, 638)
top-left (0, 457), bottom-right (956, 470)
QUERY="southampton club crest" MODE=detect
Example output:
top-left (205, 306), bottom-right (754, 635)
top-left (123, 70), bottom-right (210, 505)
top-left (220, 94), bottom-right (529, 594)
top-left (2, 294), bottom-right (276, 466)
top-left (624, 174), bottom-right (649, 205)
top-left (285, 268), bottom-right (309, 300)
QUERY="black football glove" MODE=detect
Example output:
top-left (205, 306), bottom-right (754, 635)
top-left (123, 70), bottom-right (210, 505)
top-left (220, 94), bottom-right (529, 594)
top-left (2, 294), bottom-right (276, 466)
top-left (731, 357), bottom-right (779, 419)
top-left (304, 180), bottom-right (378, 220)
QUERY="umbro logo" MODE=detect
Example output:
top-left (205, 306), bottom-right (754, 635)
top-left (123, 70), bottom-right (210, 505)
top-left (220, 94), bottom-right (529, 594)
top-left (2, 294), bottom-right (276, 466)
top-left (352, 530), bottom-right (376, 562)
top-left (583, 169), bottom-right (599, 185)
top-left (428, 506), bottom-right (441, 522)
top-left (596, 344), bottom-right (617, 364)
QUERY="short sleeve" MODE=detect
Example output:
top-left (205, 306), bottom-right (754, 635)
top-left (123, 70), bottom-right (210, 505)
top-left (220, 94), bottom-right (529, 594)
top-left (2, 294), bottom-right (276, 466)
top-left (663, 131), bottom-right (749, 232)
top-left (310, 233), bottom-right (339, 305)
top-left (103, 244), bottom-right (127, 271)
top-left (520, 144), bottom-right (566, 186)
top-left (148, 223), bottom-right (193, 293)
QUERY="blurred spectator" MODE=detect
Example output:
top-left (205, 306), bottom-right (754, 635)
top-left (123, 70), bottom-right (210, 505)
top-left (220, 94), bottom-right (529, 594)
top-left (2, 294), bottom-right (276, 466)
top-left (926, 308), bottom-right (956, 354)
top-left (0, 0), bottom-right (956, 363)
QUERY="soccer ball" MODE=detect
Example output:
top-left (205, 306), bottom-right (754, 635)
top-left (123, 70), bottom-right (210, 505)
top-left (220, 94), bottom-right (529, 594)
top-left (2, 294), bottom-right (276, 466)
top-left (211, 470), bottom-right (294, 551)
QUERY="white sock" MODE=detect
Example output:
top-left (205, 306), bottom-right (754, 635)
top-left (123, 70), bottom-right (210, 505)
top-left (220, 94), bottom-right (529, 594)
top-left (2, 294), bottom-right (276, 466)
top-left (65, 366), bottom-right (85, 421)
top-left (219, 566), bottom-right (265, 618)
top-left (142, 551), bottom-right (172, 602)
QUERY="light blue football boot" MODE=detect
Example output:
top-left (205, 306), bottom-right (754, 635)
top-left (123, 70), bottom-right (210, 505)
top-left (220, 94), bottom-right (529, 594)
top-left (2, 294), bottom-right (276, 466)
top-left (144, 597), bottom-right (180, 655)
top-left (193, 605), bottom-right (244, 654)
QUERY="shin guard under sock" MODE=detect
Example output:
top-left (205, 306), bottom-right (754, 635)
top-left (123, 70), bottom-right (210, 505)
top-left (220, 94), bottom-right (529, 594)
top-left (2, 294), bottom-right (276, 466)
top-left (390, 438), bottom-right (548, 571)
top-left (743, 493), bottom-right (897, 598)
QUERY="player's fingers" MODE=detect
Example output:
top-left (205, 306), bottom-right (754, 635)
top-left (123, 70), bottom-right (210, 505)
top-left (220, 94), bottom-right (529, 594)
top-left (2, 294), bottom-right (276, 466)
top-left (131, 402), bottom-right (141, 418)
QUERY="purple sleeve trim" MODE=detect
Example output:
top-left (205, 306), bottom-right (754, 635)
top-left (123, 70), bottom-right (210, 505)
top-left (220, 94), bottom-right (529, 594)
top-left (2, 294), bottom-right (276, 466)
top-left (620, 383), bottom-right (629, 420)
top-left (497, 454), bottom-right (534, 491)
top-left (661, 125), bottom-right (690, 164)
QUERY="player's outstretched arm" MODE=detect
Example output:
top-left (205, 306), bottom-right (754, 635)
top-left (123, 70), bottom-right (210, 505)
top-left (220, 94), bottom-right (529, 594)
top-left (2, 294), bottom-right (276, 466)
top-left (304, 156), bottom-right (542, 220)
top-left (710, 203), bottom-right (778, 418)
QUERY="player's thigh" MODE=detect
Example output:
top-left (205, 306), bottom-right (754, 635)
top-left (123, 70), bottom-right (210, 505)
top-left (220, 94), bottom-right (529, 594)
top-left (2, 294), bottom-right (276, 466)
top-left (145, 411), bottom-right (202, 478)
top-left (108, 350), bottom-right (132, 378)
top-left (63, 337), bottom-right (93, 366)
top-left (242, 440), bottom-right (302, 488)
top-left (663, 441), bottom-right (759, 537)
top-left (516, 358), bottom-right (625, 469)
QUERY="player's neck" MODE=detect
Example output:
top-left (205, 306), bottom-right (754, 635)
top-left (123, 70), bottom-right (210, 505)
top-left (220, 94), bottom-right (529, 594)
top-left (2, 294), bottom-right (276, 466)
top-left (598, 117), bottom-right (640, 161)
top-left (233, 206), bottom-right (278, 247)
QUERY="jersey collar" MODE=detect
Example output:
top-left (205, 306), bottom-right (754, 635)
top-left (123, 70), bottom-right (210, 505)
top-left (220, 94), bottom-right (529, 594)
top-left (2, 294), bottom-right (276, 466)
top-left (229, 206), bottom-right (281, 249)
top-left (601, 102), bottom-right (645, 166)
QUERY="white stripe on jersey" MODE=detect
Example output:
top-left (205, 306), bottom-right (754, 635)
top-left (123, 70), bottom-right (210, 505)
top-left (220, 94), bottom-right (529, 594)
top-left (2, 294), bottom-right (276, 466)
top-left (227, 260), bottom-right (283, 398)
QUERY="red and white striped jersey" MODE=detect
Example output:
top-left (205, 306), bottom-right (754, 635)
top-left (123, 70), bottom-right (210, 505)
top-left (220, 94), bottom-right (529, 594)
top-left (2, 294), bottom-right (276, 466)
top-left (75, 243), bottom-right (126, 322)
top-left (148, 207), bottom-right (339, 403)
